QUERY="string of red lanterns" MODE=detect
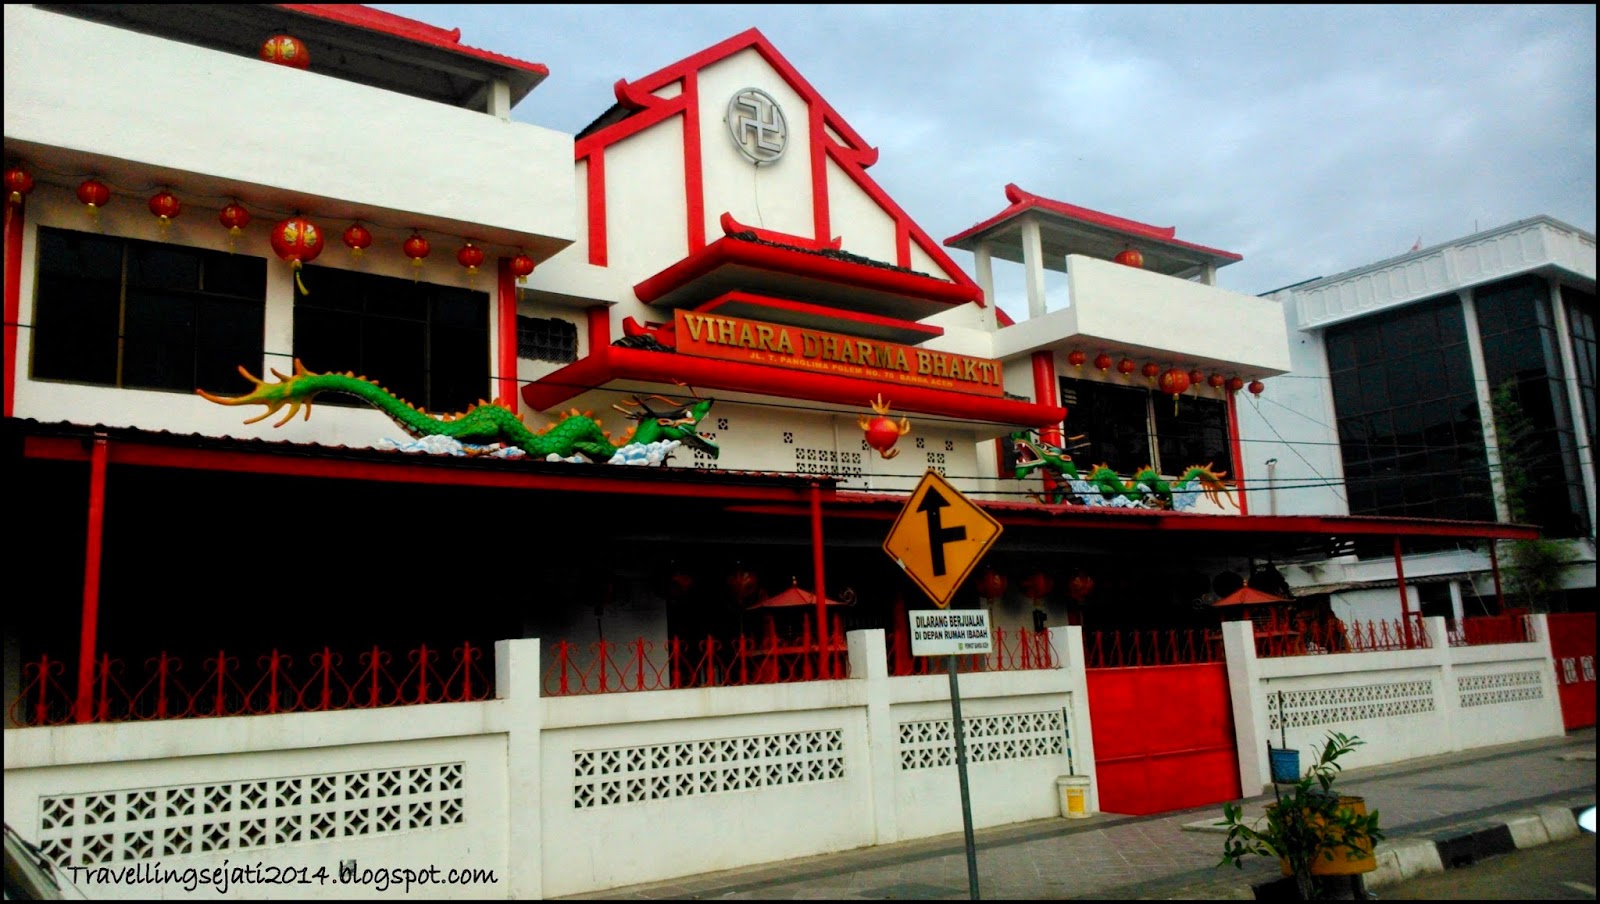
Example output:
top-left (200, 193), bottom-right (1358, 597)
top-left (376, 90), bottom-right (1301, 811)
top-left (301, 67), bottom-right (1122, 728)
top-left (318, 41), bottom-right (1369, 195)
top-left (1054, 349), bottom-right (1268, 401)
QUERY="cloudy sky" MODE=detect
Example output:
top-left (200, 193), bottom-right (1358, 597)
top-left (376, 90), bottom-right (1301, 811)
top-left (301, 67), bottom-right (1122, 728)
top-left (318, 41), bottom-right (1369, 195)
top-left (380, 4), bottom-right (1595, 319)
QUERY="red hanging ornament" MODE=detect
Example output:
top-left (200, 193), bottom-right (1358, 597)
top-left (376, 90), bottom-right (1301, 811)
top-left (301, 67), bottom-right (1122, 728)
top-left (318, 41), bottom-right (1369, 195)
top-left (4, 165), bottom-right (33, 206)
top-left (1226, 376), bottom-right (1245, 394)
top-left (260, 34), bottom-right (310, 70)
top-left (1067, 350), bottom-right (1087, 369)
top-left (148, 190), bottom-right (181, 236)
top-left (270, 215), bottom-right (324, 296)
top-left (1141, 361), bottom-right (1160, 383)
top-left (858, 394), bottom-right (912, 459)
top-left (1094, 352), bottom-right (1113, 372)
top-left (1113, 248), bottom-right (1144, 268)
top-left (726, 564), bottom-right (760, 605)
top-left (1066, 571), bottom-right (1094, 604)
top-left (402, 230), bottom-right (430, 281)
top-left (1188, 369), bottom-right (1205, 391)
top-left (1021, 571), bottom-right (1054, 603)
top-left (1117, 357), bottom-right (1137, 377)
top-left (509, 250), bottom-right (536, 285)
top-left (1159, 368), bottom-right (1191, 414)
top-left (77, 178), bottom-right (111, 226)
top-left (1248, 379), bottom-right (1265, 396)
top-left (456, 240), bottom-right (485, 284)
top-left (1208, 373), bottom-right (1225, 390)
top-left (218, 202), bottom-right (250, 253)
top-left (341, 222), bottom-right (373, 258)
top-left (976, 568), bottom-right (1007, 602)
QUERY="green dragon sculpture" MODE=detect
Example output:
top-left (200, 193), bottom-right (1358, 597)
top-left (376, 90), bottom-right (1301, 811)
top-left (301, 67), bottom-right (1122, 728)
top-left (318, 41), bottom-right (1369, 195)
top-left (1010, 430), bottom-right (1232, 510)
top-left (197, 359), bottom-right (718, 461)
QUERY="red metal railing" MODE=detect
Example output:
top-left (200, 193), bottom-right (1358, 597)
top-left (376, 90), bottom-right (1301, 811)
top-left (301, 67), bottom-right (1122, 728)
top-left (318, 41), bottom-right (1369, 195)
top-left (1253, 611), bottom-right (1431, 658)
top-left (542, 618), bottom-right (850, 696)
top-left (886, 625), bottom-right (1057, 676)
top-left (8, 642), bottom-right (493, 727)
top-left (1083, 628), bottom-right (1223, 669)
top-left (1447, 613), bottom-right (1536, 646)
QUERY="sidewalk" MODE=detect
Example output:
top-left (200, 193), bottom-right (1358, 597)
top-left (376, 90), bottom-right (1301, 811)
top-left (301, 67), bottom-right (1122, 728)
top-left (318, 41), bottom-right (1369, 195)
top-left (555, 728), bottom-right (1596, 900)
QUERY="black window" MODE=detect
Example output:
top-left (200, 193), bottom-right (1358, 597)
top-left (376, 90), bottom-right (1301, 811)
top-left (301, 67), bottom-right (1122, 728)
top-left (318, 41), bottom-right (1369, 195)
top-left (1059, 377), bottom-right (1233, 478)
top-left (1565, 287), bottom-right (1596, 502)
top-left (32, 228), bottom-right (266, 394)
top-left (294, 265), bottom-right (489, 414)
top-left (1325, 296), bottom-right (1494, 524)
top-left (516, 315), bottom-right (577, 364)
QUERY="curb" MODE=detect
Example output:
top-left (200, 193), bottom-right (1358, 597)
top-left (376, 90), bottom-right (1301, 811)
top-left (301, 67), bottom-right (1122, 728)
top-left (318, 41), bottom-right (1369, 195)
top-left (1252, 803), bottom-right (1589, 896)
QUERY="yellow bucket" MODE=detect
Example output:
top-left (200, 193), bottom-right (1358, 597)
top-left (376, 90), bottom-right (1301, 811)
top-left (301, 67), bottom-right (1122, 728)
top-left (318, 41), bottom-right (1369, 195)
top-left (1056, 775), bottom-right (1091, 818)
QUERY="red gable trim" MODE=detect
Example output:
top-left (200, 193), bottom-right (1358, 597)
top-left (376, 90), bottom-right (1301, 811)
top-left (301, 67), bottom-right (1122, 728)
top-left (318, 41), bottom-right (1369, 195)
top-left (945, 183), bottom-right (1243, 262)
top-left (573, 28), bottom-right (981, 295)
top-left (276, 5), bottom-right (549, 76)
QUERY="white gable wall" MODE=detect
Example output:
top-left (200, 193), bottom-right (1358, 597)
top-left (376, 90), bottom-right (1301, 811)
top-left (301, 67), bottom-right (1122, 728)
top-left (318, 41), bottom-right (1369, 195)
top-left (825, 159), bottom-right (901, 269)
top-left (698, 50), bottom-right (816, 242)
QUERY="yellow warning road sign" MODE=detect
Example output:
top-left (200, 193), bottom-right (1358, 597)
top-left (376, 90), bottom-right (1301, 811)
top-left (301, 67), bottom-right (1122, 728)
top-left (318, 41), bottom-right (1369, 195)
top-left (883, 470), bottom-right (1003, 608)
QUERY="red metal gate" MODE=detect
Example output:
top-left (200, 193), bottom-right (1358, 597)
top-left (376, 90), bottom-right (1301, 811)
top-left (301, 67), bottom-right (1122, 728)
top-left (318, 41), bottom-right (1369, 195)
top-left (1086, 662), bottom-right (1241, 815)
top-left (1548, 613), bottom-right (1596, 730)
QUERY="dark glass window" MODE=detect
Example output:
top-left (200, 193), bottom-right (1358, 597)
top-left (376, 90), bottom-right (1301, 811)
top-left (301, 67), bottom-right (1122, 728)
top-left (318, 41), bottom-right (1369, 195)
top-left (1324, 295), bottom-right (1493, 524)
top-left (1562, 287), bottom-right (1595, 518)
top-left (516, 315), bottom-right (577, 364)
top-left (294, 265), bottom-right (489, 415)
top-left (1476, 276), bottom-right (1588, 536)
top-left (1059, 377), bottom-right (1233, 478)
top-left (32, 228), bottom-right (266, 394)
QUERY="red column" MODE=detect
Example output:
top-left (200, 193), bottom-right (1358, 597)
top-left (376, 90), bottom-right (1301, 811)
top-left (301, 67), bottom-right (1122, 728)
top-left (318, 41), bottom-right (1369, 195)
top-left (75, 435), bottom-right (109, 723)
top-left (1394, 536), bottom-right (1412, 646)
top-left (496, 257), bottom-right (519, 408)
top-left (811, 482), bottom-right (829, 679)
top-left (1031, 351), bottom-right (1062, 498)
top-left (1226, 391), bottom-right (1249, 514)
top-left (3, 196), bottom-right (24, 418)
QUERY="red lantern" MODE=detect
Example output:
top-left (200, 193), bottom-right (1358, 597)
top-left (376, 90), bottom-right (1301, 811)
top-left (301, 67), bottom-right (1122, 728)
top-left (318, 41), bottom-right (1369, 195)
top-left (1248, 379), bottom-right (1265, 396)
top-left (1067, 349), bottom-right (1087, 369)
top-left (1094, 352), bottom-right (1112, 372)
top-left (1208, 373), bottom-right (1225, 389)
top-left (1114, 248), bottom-right (1144, 268)
top-left (1021, 571), bottom-right (1054, 603)
top-left (341, 222), bottom-right (373, 258)
top-left (270, 215), bottom-right (324, 295)
top-left (1189, 369), bottom-right (1204, 390)
top-left (148, 190), bottom-right (181, 235)
top-left (77, 178), bottom-right (111, 226)
top-left (727, 564), bottom-right (760, 605)
top-left (456, 240), bottom-right (485, 283)
top-left (858, 394), bottom-right (911, 460)
top-left (1066, 571), bottom-right (1094, 604)
top-left (260, 34), bottom-right (310, 70)
top-left (218, 202), bottom-right (250, 252)
top-left (1117, 357), bottom-right (1137, 377)
top-left (977, 568), bottom-right (1007, 601)
top-left (1159, 368), bottom-right (1191, 413)
top-left (4, 166), bottom-right (33, 205)
top-left (1141, 362), bottom-right (1160, 383)
top-left (402, 230), bottom-right (430, 280)
top-left (509, 251), bottom-right (536, 285)
top-left (1226, 376), bottom-right (1245, 394)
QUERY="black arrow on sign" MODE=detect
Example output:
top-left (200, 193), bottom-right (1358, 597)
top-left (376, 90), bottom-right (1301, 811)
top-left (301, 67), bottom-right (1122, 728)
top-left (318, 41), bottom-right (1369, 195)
top-left (918, 487), bottom-right (967, 576)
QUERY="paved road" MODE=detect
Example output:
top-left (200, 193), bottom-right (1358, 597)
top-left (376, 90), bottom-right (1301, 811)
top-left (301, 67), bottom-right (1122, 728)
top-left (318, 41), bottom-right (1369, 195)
top-left (1380, 833), bottom-right (1595, 900)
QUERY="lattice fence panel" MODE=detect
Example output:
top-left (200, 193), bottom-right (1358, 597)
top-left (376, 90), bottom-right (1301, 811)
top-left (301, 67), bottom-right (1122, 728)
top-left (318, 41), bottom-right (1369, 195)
top-left (1458, 670), bottom-right (1544, 708)
top-left (1267, 680), bottom-right (1436, 730)
top-left (897, 711), bottom-right (1065, 771)
top-left (572, 729), bottom-right (845, 808)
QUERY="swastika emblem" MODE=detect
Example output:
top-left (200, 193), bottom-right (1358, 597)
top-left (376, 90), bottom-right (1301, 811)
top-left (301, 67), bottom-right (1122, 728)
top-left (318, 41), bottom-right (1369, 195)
top-left (726, 88), bottom-right (787, 164)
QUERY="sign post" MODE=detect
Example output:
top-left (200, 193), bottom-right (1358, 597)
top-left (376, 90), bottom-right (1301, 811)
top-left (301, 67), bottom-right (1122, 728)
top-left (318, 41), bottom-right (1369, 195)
top-left (885, 471), bottom-right (1002, 900)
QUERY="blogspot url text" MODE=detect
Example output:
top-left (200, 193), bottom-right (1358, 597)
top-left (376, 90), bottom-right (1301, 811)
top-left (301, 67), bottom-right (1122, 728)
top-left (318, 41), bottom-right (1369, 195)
top-left (65, 860), bottom-right (498, 894)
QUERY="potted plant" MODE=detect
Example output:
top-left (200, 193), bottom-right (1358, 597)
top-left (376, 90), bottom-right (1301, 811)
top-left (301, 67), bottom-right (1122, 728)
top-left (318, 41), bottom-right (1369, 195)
top-left (1217, 731), bottom-right (1384, 900)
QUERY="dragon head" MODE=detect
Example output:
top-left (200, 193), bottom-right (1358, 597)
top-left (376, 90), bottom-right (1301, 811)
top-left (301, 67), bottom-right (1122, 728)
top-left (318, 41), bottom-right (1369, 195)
top-left (613, 389), bottom-right (718, 458)
top-left (1010, 430), bottom-right (1079, 480)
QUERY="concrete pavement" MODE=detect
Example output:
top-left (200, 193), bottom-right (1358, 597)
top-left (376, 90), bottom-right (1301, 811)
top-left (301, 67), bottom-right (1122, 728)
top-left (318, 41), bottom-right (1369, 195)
top-left (555, 728), bottom-right (1595, 900)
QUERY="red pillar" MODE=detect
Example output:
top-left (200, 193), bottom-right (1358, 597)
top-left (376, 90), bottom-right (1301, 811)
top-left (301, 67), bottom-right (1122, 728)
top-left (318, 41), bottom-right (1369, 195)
top-left (496, 257), bottom-right (519, 407)
top-left (3, 195), bottom-right (24, 418)
top-left (1227, 391), bottom-right (1249, 514)
top-left (1031, 351), bottom-right (1062, 499)
top-left (1393, 536), bottom-right (1412, 646)
top-left (75, 435), bottom-right (109, 723)
top-left (811, 482), bottom-right (829, 679)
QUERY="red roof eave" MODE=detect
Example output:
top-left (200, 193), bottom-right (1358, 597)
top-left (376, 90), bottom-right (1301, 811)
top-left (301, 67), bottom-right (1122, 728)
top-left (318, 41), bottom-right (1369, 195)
top-left (634, 236), bottom-right (983, 307)
top-left (945, 184), bottom-right (1242, 263)
top-left (277, 4), bottom-right (549, 78)
top-left (522, 345), bottom-right (1064, 428)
